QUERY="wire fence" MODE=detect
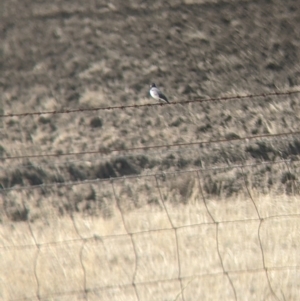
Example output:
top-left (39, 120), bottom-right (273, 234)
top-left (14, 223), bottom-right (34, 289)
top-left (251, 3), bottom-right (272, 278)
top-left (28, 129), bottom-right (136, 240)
top-left (1, 129), bottom-right (300, 162)
top-left (1, 160), bottom-right (300, 301)
top-left (0, 158), bottom-right (297, 192)
top-left (1, 89), bottom-right (300, 300)
top-left (1, 89), bottom-right (300, 118)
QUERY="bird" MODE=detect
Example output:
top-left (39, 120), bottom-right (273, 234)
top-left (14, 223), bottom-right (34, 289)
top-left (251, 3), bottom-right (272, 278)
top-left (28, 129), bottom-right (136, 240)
top-left (149, 83), bottom-right (170, 104)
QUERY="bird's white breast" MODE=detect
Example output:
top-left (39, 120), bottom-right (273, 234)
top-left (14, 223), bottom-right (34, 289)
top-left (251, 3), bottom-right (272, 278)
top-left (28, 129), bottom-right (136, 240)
top-left (150, 88), bottom-right (159, 99)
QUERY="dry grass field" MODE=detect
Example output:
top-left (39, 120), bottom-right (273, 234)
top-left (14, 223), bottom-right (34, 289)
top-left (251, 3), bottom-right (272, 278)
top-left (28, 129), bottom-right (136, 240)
top-left (1, 0), bottom-right (300, 300)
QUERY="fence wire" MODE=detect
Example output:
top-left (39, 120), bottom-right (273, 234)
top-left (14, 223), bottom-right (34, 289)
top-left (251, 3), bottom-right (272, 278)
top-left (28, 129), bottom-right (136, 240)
top-left (1, 89), bottom-right (299, 119)
top-left (1, 160), bottom-right (300, 301)
top-left (2, 130), bottom-right (300, 162)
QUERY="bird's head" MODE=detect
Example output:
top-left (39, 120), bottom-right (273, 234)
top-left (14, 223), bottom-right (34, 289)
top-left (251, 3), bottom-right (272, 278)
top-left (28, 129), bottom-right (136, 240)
top-left (150, 83), bottom-right (156, 88)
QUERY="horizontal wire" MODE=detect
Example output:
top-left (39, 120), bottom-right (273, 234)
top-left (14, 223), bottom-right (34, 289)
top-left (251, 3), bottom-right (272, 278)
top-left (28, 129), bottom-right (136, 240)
top-left (0, 144), bottom-right (201, 171)
top-left (2, 213), bottom-right (300, 250)
top-left (0, 158), bottom-right (294, 192)
top-left (8, 261), bottom-right (300, 301)
top-left (1, 131), bottom-right (299, 174)
top-left (1, 210), bottom-right (300, 250)
top-left (1, 90), bottom-right (299, 118)
top-left (1, 130), bottom-right (300, 162)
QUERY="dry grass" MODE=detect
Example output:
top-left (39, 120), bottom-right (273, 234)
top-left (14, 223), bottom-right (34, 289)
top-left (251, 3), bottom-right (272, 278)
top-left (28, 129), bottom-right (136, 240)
top-left (1, 167), bottom-right (300, 300)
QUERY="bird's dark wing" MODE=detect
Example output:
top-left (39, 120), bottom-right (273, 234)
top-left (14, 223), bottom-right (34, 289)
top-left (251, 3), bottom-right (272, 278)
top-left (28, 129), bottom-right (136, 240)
top-left (158, 91), bottom-right (169, 103)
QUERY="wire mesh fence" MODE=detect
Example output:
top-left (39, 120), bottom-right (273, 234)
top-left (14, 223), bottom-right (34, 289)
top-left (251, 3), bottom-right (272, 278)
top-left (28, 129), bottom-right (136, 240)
top-left (1, 160), bottom-right (300, 301)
